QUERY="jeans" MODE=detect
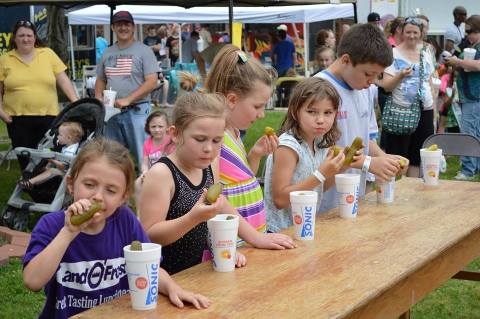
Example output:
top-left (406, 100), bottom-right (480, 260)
top-left (459, 100), bottom-right (480, 176)
top-left (105, 102), bottom-right (150, 169)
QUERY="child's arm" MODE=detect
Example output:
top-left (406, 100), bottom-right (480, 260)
top-left (140, 164), bottom-right (224, 246)
top-left (378, 68), bottom-right (412, 92)
top-left (48, 159), bottom-right (65, 171)
top-left (158, 267), bottom-right (211, 309)
top-left (247, 134), bottom-right (279, 175)
top-left (271, 146), bottom-right (344, 209)
top-left (23, 200), bottom-right (101, 291)
top-left (366, 141), bottom-right (405, 179)
top-left (140, 155), bottom-right (149, 174)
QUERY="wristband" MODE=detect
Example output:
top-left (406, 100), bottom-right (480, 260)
top-left (362, 156), bottom-right (372, 173)
top-left (313, 169), bottom-right (326, 183)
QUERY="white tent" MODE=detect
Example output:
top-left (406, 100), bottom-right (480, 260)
top-left (67, 4), bottom-right (354, 25)
top-left (67, 3), bottom-right (354, 77)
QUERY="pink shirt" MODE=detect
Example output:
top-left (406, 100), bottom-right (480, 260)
top-left (143, 136), bottom-right (175, 168)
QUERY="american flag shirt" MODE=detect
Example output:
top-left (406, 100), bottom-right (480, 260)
top-left (97, 41), bottom-right (159, 104)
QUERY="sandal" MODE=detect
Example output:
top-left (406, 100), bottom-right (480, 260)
top-left (18, 179), bottom-right (34, 190)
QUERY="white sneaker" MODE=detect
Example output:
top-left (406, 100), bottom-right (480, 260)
top-left (454, 172), bottom-right (475, 181)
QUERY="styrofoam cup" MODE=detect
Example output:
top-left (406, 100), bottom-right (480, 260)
top-left (335, 174), bottom-right (361, 218)
top-left (103, 89), bottom-right (117, 107)
top-left (123, 243), bottom-right (162, 310)
top-left (463, 48), bottom-right (476, 72)
top-left (290, 191), bottom-right (318, 240)
top-left (207, 214), bottom-right (239, 272)
top-left (376, 177), bottom-right (395, 204)
top-left (420, 148), bottom-right (443, 185)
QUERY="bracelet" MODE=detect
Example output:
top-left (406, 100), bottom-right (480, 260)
top-left (362, 156), bottom-right (372, 174)
top-left (312, 169), bottom-right (326, 183)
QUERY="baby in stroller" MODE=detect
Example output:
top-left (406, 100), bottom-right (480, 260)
top-left (17, 121), bottom-right (84, 190)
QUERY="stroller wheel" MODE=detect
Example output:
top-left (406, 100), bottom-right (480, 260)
top-left (1, 207), bottom-right (29, 231)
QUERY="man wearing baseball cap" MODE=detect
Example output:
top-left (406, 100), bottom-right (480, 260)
top-left (367, 12), bottom-right (382, 29)
top-left (95, 10), bottom-right (159, 169)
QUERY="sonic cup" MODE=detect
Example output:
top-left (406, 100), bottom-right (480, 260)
top-left (123, 243), bottom-right (162, 310)
top-left (375, 177), bottom-right (395, 204)
top-left (290, 191), bottom-right (318, 240)
top-left (207, 214), bottom-right (239, 272)
top-left (103, 89), bottom-right (117, 108)
top-left (335, 174), bottom-right (361, 218)
top-left (420, 148), bottom-right (443, 185)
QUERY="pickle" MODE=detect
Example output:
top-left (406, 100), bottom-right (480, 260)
top-left (206, 183), bottom-right (223, 204)
top-left (425, 144), bottom-right (438, 151)
top-left (399, 159), bottom-right (407, 168)
top-left (264, 126), bottom-right (276, 136)
top-left (130, 240), bottom-right (143, 251)
top-left (226, 215), bottom-right (235, 220)
top-left (70, 202), bottom-right (102, 226)
top-left (343, 137), bottom-right (363, 166)
top-left (331, 145), bottom-right (341, 157)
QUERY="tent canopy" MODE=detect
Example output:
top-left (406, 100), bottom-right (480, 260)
top-left (67, 3), bottom-right (354, 25)
top-left (0, 0), bottom-right (356, 8)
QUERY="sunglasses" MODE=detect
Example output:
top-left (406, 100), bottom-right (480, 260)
top-left (16, 20), bottom-right (33, 27)
top-left (404, 17), bottom-right (424, 28)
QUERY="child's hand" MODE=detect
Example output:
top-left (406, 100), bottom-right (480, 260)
top-left (318, 148), bottom-right (345, 178)
top-left (235, 251), bottom-right (247, 268)
top-left (348, 148), bottom-right (366, 170)
top-left (64, 199), bottom-right (102, 233)
top-left (249, 134), bottom-right (279, 158)
top-left (253, 232), bottom-right (297, 250)
top-left (189, 189), bottom-right (225, 223)
top-left (166, 283), bottom-right (212, 309)
top-left (369, 156), bottom-right (401, 181)
top-left (386, 154), bottom-right (409, 175)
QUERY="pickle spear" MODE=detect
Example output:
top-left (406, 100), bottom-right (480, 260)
top-left (399, 159), bottom-right (407, 169)
top-left (264, 126), bottom-right (276, 136)
top-left (343, 137), bottom-right (363, 166)
top-left (70, 202), bottom-right (102, 226)
top-left (206, 183), bottom-right (223, 204)
top-left (331, 145), bottom-right (341, 157)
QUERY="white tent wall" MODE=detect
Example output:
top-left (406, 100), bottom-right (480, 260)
top-left (67, 3), bottom-right (354, 77)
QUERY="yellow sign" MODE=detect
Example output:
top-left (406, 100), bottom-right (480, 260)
top-left (232, 22), bottom-right (242, 49)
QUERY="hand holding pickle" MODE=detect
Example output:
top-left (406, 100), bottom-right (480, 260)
top-left (65, 199), bottom-right (103, 231)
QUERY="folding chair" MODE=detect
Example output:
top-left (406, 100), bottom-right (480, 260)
top-left (423, 133), bottom-right (480, 282)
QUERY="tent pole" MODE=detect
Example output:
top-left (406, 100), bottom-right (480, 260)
top-left (109, 4), bottom-right (115, 45)
top-left (303, 23), bottom-right (309, 77)
top-left (229, 0), bottom-right (233, 44)
top-left (353, 2), bottom-right (358, 23)
top-left (69, 25), bottom-right (76, 80)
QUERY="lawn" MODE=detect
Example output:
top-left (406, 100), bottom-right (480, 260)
top-left (1, 114), bottom-right (480, 319)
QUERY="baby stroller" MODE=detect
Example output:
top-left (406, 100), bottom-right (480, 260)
top-left (1, 98), bottom-right (105, 230)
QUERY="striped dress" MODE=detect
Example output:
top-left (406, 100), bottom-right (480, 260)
top-left (220, 129), bottom-right (266, 240)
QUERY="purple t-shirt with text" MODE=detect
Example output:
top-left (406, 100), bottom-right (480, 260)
top-left (23, 205), bottom-right (149, 319)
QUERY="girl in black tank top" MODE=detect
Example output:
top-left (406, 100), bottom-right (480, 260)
top-left (157, 157), bottom-right (214, 274)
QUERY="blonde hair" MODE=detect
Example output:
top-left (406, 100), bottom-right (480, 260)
top-left (279, 77), bottom-right (341, 148)
top-left (69, 138), bottom-right (135, 195)
top-left (205, 44), bottom-right (276, 97)
top-left (173, 71), bottom-right (226, 136)
top-left (61, 121), bottom-right (84, 143)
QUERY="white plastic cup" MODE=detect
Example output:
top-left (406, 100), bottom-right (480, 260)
top-left (207, 214), bottom-right (239, 272)
top-left (123, 243), bottom-right (162, 310)
top-left (420, 148), bottom-right (443, 185)
top-left (335, 174), bottom-right (361, 218)
top-left (103, 89), bottom-right (117, 107)
top-left (375, 177), bottom-right (395, 204)
top-left (463, 48), bottom-right (477, 72)
top-left (290, 191), bottom-right (318, 240)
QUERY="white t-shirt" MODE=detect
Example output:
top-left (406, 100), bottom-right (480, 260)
top-left (384, 47), bottom-right (435, 110)
top-left (62, 143), bottom-right (79, 157)
top-left (445, 22), bottom-right (465, 49)
top-left (315, 71), bottom-right (379, 212)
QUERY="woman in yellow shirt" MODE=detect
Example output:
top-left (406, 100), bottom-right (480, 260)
top-left (0, 20), bottom-right (78, 169)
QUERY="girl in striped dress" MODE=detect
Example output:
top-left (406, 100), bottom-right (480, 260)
top-left (205, 45), bottom-right (281, 237)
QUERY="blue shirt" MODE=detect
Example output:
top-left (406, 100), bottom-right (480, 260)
top-left (273, 40), bottom-right (296, 75)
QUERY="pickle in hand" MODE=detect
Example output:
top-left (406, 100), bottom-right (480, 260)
top-left (130, 240), bottom-right (143, 251)
top-left (331, 145), bottom-right (341, 157)
top-left (343, 137), bottom-right (363, 165)
top-left (264, 126), bottom-right (276, 136)
top-left (206, 183), bottom-right (223, 204)
top-left (399, 159), bottom-right (407, 168)
top-left (70, 202), bottom-right (102, 226)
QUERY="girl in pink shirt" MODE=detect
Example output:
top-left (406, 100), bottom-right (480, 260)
top-left (141, 111), bottom-right (175, 173)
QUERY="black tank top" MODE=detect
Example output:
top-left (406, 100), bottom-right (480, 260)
top-left (157, 157), bottom-right (214, 274)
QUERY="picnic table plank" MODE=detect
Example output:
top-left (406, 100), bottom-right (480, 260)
top-left (73, 178), bottom-right (480, 319)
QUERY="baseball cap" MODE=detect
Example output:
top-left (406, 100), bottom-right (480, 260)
top-left (277, 24), bottom-right (288, 31)
top-left (112, 11), bottom-right (134, 24)
top-left (367, 12), bottom-right (381, 22)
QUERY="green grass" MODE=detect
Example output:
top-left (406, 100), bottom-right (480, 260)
top-left (1, 113), bottom-right (480, 318)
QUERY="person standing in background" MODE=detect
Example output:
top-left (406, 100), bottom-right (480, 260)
top-left (95, 29), bottom-right (108, 64)
top-left (166, 24), bottom-right (180, 67)
top-left (445, 6), bottom-right (467, 55)
top-left (95, 11), bottom-right (158, 167)
top-left (143, 25), bottom-right (162, 61)
top-left (198, 24), bottom-right (212, 51)
top-left (272, 29), bottom-right (296, 77)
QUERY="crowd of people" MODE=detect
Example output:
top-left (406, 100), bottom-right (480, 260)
top-left (0, 6), bottom-right (479, 318)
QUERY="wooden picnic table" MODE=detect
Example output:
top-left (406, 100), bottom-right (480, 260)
top-left (73, 177), bottom-right (480, 319)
